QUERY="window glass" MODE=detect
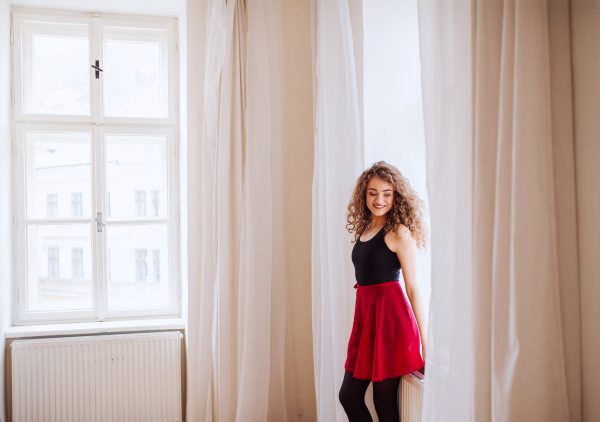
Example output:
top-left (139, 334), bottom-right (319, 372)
top-left (46, 194), bottom-right (58, 218)
top-left (27, 224), bottom-right (93, 312)
top-left (71, 193), bottom-right (82, 217)
top-left (106, 224), bottom-right (169, 310)
top-left (105, 135), bottom-right (168, 220)
top-left (152, 250), bottom-right (160, 283)
top-left (71, 248), bottom-right (84, 278)
top-left (151, 190), bottom-right (160, 217)
top-left (135, 191), bottom-right (147, 217)
top-left (25, 132), bottom-right (92, 219)
top-left (103, 27), bottom-right (168, 118)
top-left (47, 247), bottom-right (59, 278)
top-left (135, 249), bottom-right (148, 282)
top-left (22, 21), bottom-right (90, 115)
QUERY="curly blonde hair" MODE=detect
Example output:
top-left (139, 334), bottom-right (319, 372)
top-left (346, 161), bottom-right (428, 249)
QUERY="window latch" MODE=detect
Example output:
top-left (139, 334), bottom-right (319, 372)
top-left (95, 212), bottom-right (106, 232)
top-left (91, 60), bottom-right (103, 79)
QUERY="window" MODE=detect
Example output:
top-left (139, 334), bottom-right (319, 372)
top-left (48, 247), bottom-right (59, 278)
top-left (12, 10), bottom-right (180, 323)
top-left (153, 250), bottom-right (160, 283)
top-left (107, 249), bottom-right (112, 281)
top-left (71, 193), bottom-right (82, 218)
top-left (107, 192), bottom-right (111, 217)
top-left (135, 249), bottom-right (148, 283)
top-left (151, 190), bottom-right (160, 217)
top-left (46, 194), bottom-right (58, 218)
top-left (71, 248), bottom-right (84, 279)
top-left (135, 191), bottom-right (146, 217)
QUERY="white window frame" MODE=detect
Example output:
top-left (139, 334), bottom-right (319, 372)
top-left (12, 9), bottom-right (180, 325)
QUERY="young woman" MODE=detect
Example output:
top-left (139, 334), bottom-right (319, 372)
top-left (339, 161), bottom-right (428, 422)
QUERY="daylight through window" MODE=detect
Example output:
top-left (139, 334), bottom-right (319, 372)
top-left (12, 11), bottom-right (180, 323)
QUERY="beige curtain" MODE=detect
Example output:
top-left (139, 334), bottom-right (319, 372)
top-left (187, 0), bottom-right (297, 420)
top-left (472, 1), bottom-right (581, 421)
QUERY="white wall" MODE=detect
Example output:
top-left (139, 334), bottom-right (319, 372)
top-left (362, 0), bottom-right (431, 312)
top-left (0, 0), bottom-right (13, 419)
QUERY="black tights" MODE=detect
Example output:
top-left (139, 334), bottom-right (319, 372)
top-left (339, 371), bottom-right (401, 422)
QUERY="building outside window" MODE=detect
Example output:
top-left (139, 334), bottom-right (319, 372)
top-left (107, 192), bottom-right (111, 218)
top-left (135, 249), bottom-right (148, 283)
top-left (151, 190), bottom-right (160, 217)
top-left (135, 191), bottom-right (146, 217)
top-left (107, 249), bottom-right (112, 281)
top-left (48, 247), bottom-right (59, 278)
top-left (153, 250), bottom-right (160, 283)
top-left (46, 194), bottom-right (58, 218)
top-left (71, 192), bottom-right (82, 218)
top-left (71, 248), bottom-right (84, 279)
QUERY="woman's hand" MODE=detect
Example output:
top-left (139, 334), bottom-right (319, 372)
top-left (421, 339), bottom-right (426, 363)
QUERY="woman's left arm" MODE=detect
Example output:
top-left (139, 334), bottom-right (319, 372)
top-left (392, 226), bottom-right (428, 363)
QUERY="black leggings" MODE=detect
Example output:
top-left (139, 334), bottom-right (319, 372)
top-left (339, 370), bottom-right (401, 422)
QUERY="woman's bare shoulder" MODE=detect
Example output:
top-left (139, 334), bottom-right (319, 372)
top-left (385, 224), bottom-right (413, 252)
top-left (393, 224), bottom-right (412, 241)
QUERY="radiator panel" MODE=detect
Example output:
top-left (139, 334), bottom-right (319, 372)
top-left (401, 373), bottom-right (424, 422)
top-left (11, 331), bottom-right (182, 422)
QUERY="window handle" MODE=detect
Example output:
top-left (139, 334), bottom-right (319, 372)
top-left (91, 60), bottom-right (103, 79)
top-left (95, 212), bottom-right (106, 232)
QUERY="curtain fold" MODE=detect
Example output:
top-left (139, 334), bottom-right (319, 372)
top-left (310, 0), bottom-right (363, 420)
top-left (472, 2), bottom-right (581, 421)
top-left (418, 0), bottom-right (581, 421)
top-left (417, 1), bottom-right (474, 421)
top-left (188, 0), bottom-right (296, 420)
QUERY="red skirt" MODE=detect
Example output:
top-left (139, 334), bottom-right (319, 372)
top-left (344, 281), bottom-right (424, 382)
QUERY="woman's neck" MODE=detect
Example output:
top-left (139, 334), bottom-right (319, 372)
top-left (370, 214), bottom-right (388, 231)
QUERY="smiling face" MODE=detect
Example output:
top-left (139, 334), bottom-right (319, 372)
top-left (365, 176), bottom-right (394, 217)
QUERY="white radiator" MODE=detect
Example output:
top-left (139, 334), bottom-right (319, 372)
top-left (400, 373), bottom-right (424, 422)
top-left (11, 331), bottom-right (182, 422)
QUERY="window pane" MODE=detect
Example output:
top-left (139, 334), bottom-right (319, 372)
top-left (25, 132), bottom-right (92, 219)
top-left (135, 191), bottom-right (146, 217)
top-left (71, 248), bottom-right (84, 278)
top-left (27, 224), bottom-right (93, 312)
top-left (152, 250), bottom-right (160, 283)
top-left (103, 27), bottom-right (168, 118)
top-left (106, 224), bottom-right (169, 310)
top-left (46, 194), bottom-right (58, 218)
top-left (105, 135), bottom-right (168, 220)
top-left (151, 190), bottom-right (160, 217)
top-left (71, 193), bottom-right (82, 217)
top-left (22, 22), bottom-right (90, 115)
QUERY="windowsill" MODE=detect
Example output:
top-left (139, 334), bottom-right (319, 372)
top-left (4, 318), bottom-right (185, 339)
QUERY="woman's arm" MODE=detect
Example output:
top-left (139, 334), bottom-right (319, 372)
top-left (389, 225), bottom-right (428, 363)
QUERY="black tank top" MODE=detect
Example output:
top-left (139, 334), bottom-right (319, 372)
top-left (352, 227), bottom-right (401, 286)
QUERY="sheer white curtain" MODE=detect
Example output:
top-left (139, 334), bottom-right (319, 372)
top-left (417, 2), bottom-right (474, 421)
top-left (418, 1), bottom-right (582, 421)
top-left (310, 0), bottom-right (363, 421)
top-left (187, 0), bottom-right (296, 420)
